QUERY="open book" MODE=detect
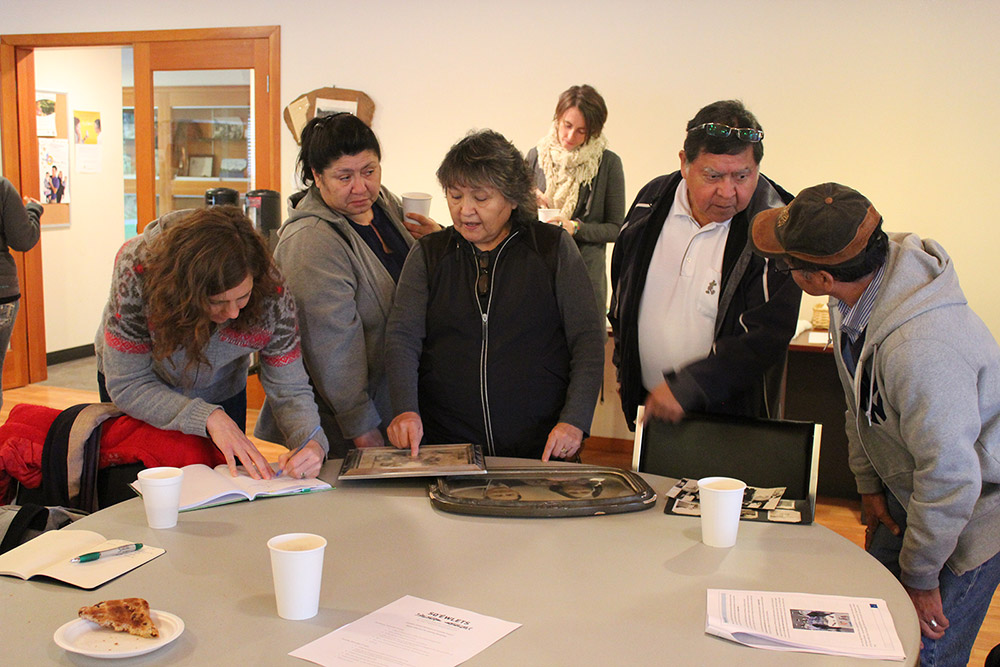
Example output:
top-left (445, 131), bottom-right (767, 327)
top-left (0, 530), bottom-right (164, 589)
top-left (130, 463), bottom-right (331, 511)
top-left (706, 589), bottom-right (905, 661)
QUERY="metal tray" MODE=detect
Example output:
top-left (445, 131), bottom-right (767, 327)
top-left (428, 465), bottom-right (657, 517)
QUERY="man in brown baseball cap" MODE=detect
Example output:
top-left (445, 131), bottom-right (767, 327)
top-left (752, 182), bottom-right (1000, 665)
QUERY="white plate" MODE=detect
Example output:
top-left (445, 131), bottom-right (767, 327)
top-left (53, 610), bottom-right (184, 659)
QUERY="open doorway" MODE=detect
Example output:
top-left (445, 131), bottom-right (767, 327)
top-left (0, 27), bottom-right (281, 390)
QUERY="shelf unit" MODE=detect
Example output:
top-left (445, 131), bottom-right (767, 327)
top-left (123, 85), bottom-right (252, 215)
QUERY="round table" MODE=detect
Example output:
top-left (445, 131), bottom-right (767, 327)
top-left (1, 459), bottom-right (919, 665)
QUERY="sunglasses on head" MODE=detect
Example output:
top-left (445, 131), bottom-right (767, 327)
top-left (689, 122), bottom-right (764, 143)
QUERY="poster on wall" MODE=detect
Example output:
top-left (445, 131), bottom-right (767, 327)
top-left (36, 91), bottom-right (58, 137)
top-left (73, 110), bottom-right (102, 173)
top-left (73, 110), bottom-right (101, 144)
top-left (39, 138), bottom-right (71, 205)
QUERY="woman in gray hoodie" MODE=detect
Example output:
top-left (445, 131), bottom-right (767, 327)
top-left (255, 114), bottom-right (437, 457)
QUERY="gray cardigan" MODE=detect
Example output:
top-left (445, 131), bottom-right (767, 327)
top-left (525, 147), bottom-right (625, 310)
top-left (255, 185), bottom-right (413, 458)
top-left (0, 177), bottom-right (42, 302)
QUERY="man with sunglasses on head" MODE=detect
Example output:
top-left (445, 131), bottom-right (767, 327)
top-left (609, 100), bottom-right (801, 429)
top-left (750, 183), bottom-right (1000, 666)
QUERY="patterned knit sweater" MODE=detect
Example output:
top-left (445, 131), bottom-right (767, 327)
top-left (94, 214), bottom-right (329, 454)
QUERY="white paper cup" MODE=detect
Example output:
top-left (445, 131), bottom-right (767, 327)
top-left (401, 192), bottom-right (432, 222)
top-left (538, 208), bottom-right (561, 223)
top-left (268, 533), bottom-right (327, 620)
top-left (136, 467), bottom-right (184, 529)
top-left (697, 476), bottom-right (747, 548)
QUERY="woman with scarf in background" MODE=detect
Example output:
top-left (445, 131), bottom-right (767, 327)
top-left (525, 84), bottom-right (625, 311)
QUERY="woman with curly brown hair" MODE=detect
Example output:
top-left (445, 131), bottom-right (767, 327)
top-left (95, 206), bottom-right (328, 480)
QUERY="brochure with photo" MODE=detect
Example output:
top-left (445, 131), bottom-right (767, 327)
top-left (706, 589), bottom-right (905, 661)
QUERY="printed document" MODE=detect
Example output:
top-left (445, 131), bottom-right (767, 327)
top-left (290, 595), bottom-right (520, 666)
top-left (706, 589), bottom-right (905, 661)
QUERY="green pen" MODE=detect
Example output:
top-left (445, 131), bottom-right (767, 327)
top-left (70, 543), bottom-right (143, 563)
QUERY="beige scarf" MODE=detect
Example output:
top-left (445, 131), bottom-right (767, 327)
top-left (535, 122), bottom-right (608, 220)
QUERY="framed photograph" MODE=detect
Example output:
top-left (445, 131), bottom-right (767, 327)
top-left (219, 158), bottom-right (248, 178)
top-left (429, 465), bottom-right (657, 517)
top-left (338, 444), bottom-right (486, 480)
top-left (187, 155), bottom-right (214, 178)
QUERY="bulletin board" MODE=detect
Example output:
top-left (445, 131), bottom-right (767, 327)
top-left (35, 90), bottom-right (70, 226)
top-left (283, 86), bottom-right (375, 145)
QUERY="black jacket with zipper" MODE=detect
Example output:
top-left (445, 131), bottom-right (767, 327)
top-left (387, 219), bottom-right (605, 458)
top-left (609, 171), bottom-right (800, 429)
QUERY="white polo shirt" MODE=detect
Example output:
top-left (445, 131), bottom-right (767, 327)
top-left (637, 182), bottom-right (731, 392)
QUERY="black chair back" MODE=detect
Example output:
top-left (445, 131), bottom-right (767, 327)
top-left (633, 409), bottom-right (820, 515)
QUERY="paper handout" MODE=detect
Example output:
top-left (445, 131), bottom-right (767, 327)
top-left (290, 595), bottom-right (520, 666)
top-left (706, 589), bottom-right (905, 661)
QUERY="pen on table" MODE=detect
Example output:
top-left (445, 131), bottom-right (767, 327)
top-left (70, 543), bottom-right (143, 563)
top-left (276, 425), bottom-right (322, 478)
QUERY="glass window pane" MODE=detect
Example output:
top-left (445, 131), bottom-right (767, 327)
top-left (151, 69), bottom-right (253, 216)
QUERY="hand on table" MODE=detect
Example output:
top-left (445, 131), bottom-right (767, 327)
top-left (643, 382), bottom-right (685, 424)
top-left (388, 411), bottom-right (423, 456)
top-left (277, 440), bottom-right (325, 480)
top-left (403, 213), bottom-right (441, 240)
top-left (861, 492), bottom-right (901, 550)
top-left (542, 422), bottom-right (584, 462)
top-left (353, 428), bottom-right (385, 449)
top-left (904, 584), bottom-right (948, 642)
top-left (206, 408), bottom-right (273, 479)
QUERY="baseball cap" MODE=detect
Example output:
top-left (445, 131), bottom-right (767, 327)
top-left (750, 182), bottom-right (881, 267)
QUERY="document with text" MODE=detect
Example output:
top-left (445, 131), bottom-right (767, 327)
top-left (290, 595), bottom-right (520, 666)
top-left (706, 589), bottom-right (905, 661)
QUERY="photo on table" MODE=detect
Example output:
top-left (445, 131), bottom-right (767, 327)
top-left (337, 444), bottom-right (487, 480)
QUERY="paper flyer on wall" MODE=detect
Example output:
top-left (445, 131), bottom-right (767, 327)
top-left (290, 595), bottom-right (520, 666)
top-left (705, 589), bottom-right (905, 661)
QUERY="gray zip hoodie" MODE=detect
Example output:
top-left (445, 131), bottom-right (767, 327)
top-left (832, 232), bottom-right (1000, 589)
top-left (254, 186), bottom-right (412, 457)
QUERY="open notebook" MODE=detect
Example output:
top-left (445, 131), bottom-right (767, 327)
top-left (130, 463), bottom-right (331, 511)
top-left (0, 531), bottom-right (163, 589)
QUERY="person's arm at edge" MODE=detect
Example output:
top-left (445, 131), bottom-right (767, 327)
top-left (0, 178), bottom-right (41, 251)
top-left (385, 243), bottom-right (430, 455)
top-left (572, 151), bottom-right (625, 245)
top-left (665, 256), bottom-right (801, 412)
top-left (552, 232), bottom-right (605, 433)
top-left (255, 283), bottom-right (330, 477)
top-left (273, 223), bottom-right (382, 445)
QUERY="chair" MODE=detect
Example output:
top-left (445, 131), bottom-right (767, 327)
top-left (632, 407), bottom-right (821, 521)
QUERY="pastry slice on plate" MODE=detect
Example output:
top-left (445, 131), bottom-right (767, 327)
top-left (78, 598), bottom-right (159, 638)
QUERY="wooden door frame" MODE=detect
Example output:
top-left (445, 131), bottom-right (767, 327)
top-left (0, 26), bottom-right (280, 385)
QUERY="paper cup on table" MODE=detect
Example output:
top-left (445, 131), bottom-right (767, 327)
top-left (401, 192), bottom-right (432, 222)
top-left (697, 476), bottom-right (747, 548)
top-left (538, 208), bottom-right (561, 223)
top-left (136, 467), bottom-right (184, 529)
top-left (268, 533), bottom-right (327, 620)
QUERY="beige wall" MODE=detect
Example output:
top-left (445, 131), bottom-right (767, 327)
top-left (33, 46), bottom-right (125, 351)
top-left (2, 1), bottom-right (998, 346)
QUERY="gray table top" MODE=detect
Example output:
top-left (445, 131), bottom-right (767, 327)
top-left (2, 459), bottom-right (919, 665)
